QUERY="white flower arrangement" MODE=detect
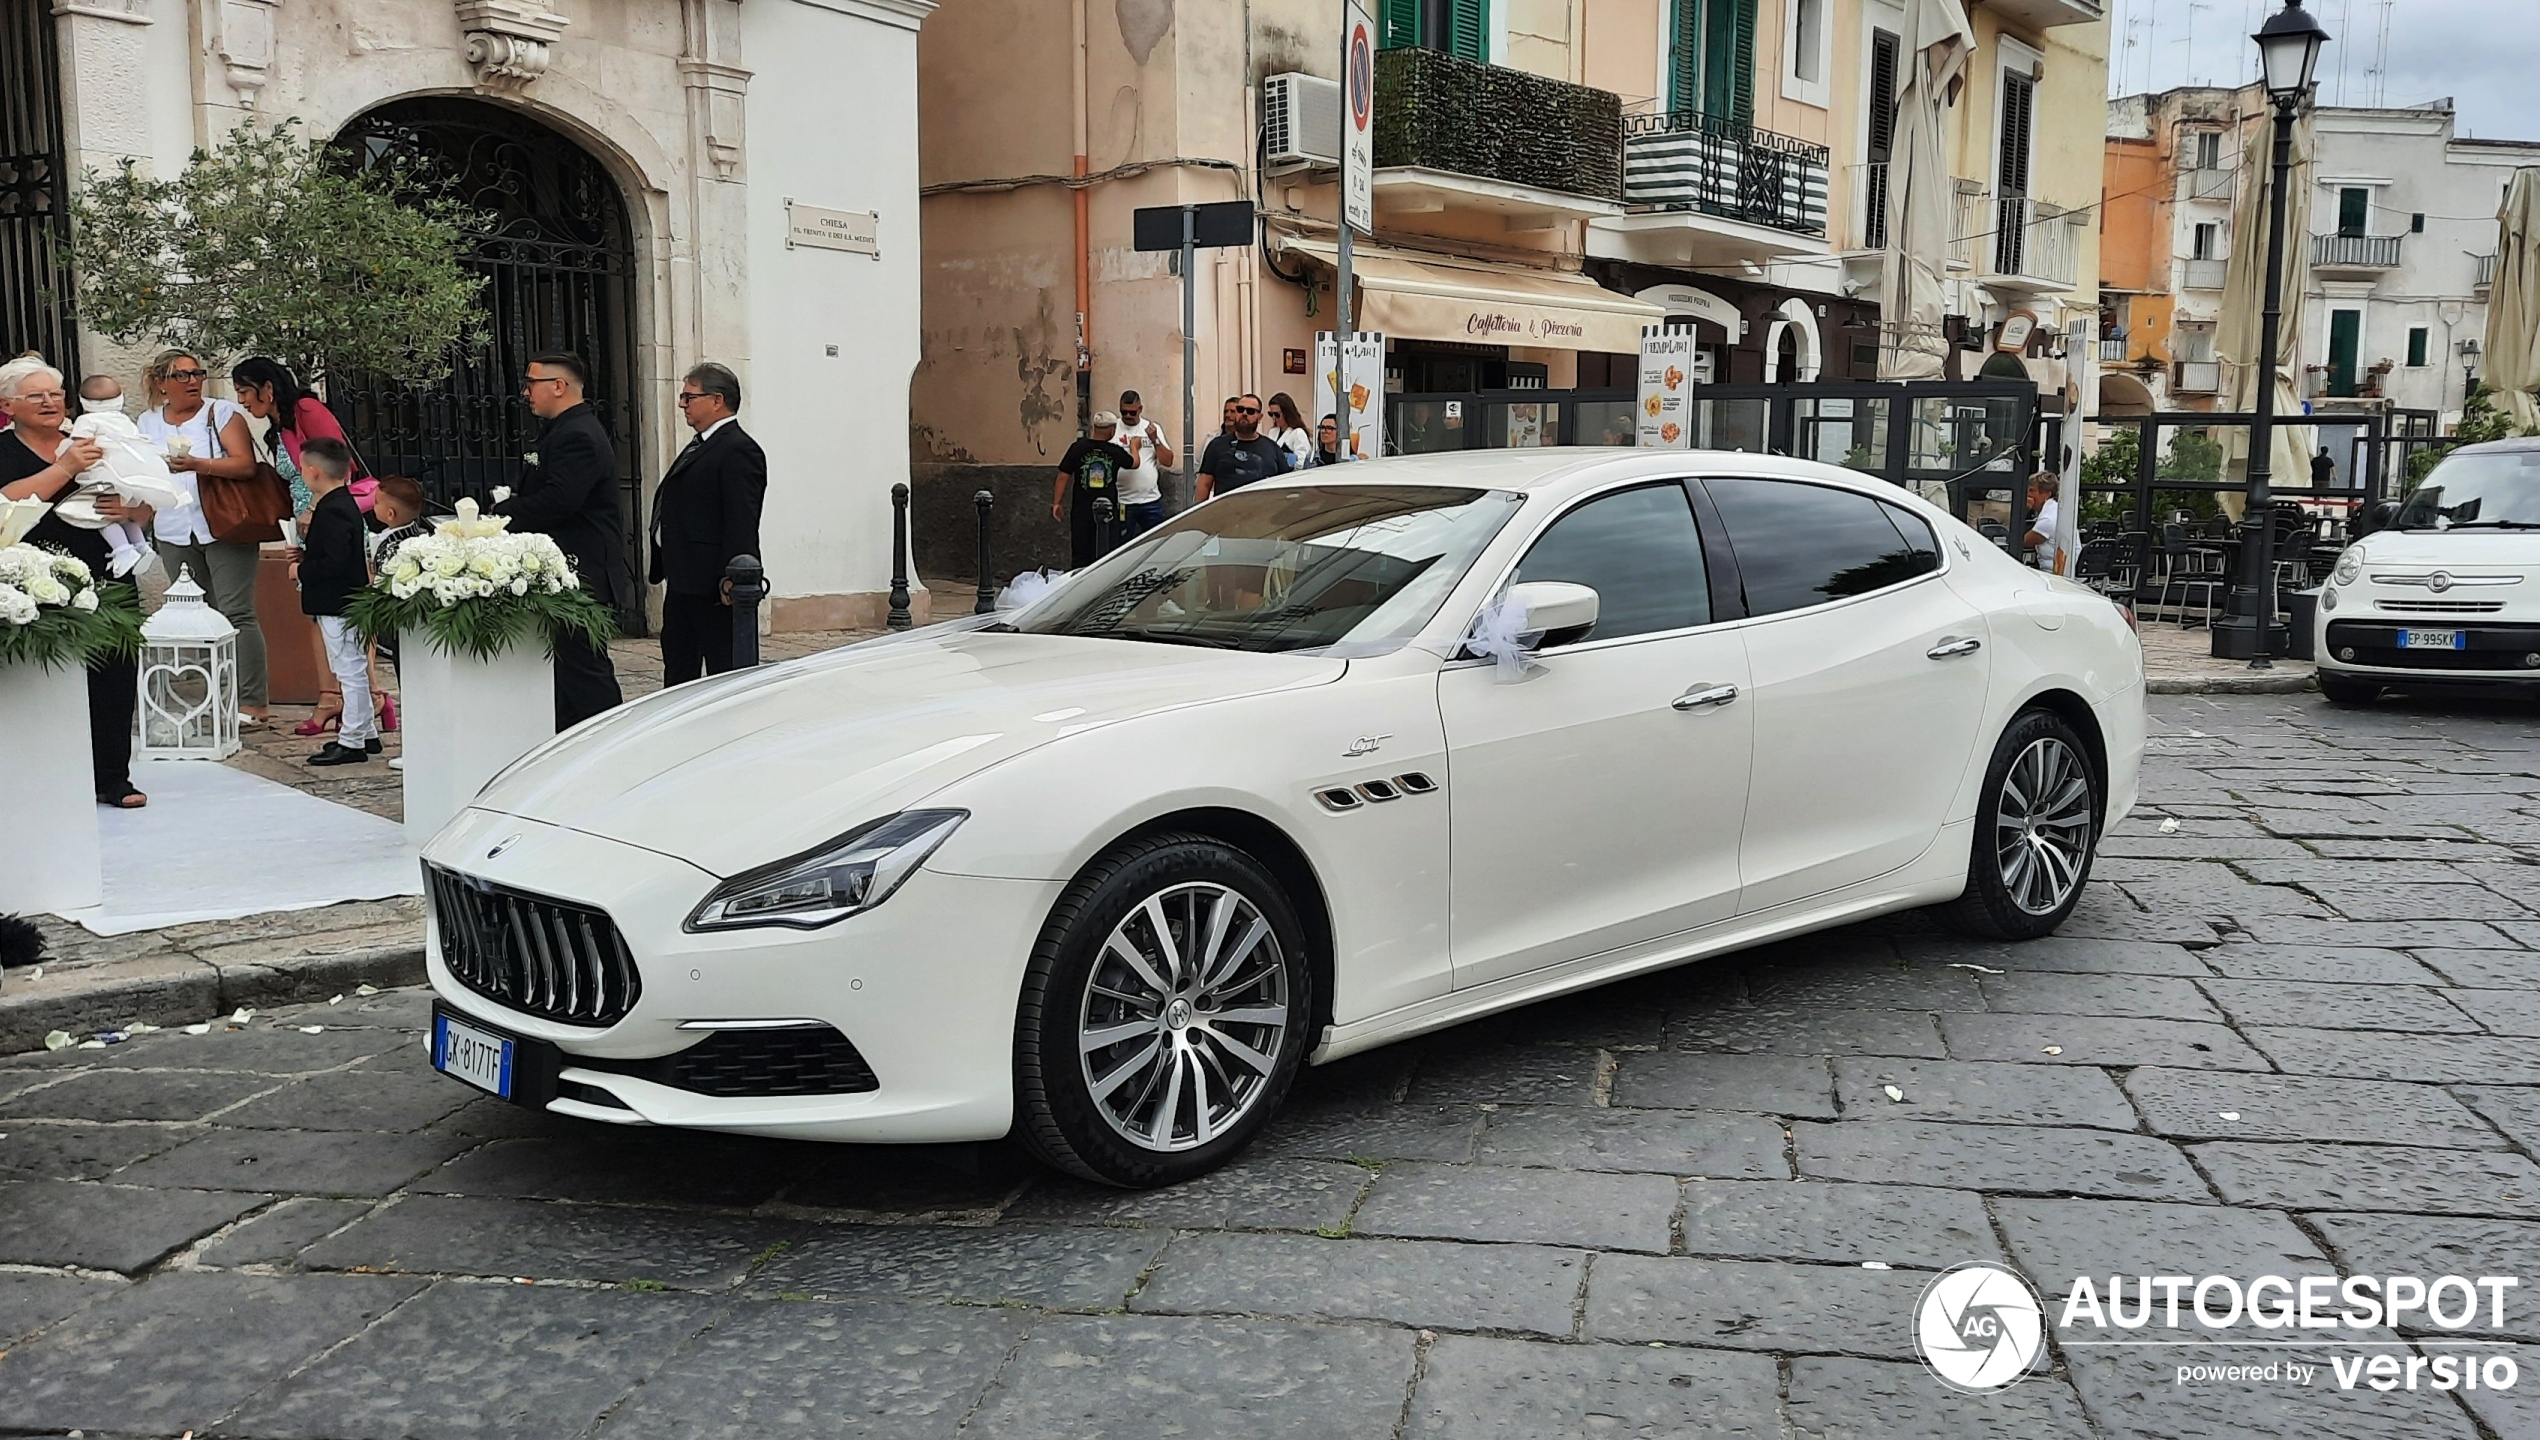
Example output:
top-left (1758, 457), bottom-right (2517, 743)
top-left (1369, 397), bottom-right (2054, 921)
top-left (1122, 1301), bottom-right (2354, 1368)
top-left (0, 499), bottom-right (141, 668)
top-left (350, 498), bottom-right (615, 659)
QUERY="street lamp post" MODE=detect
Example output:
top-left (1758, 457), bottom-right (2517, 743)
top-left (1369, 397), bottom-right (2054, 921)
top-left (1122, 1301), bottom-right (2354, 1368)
top-left (2214, 0), bottom-right (2330, 666)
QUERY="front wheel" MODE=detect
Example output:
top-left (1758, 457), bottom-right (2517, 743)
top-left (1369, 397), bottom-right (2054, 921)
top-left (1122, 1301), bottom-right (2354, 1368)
top-left (2317, 672), bottom-right (2381, 706)
top-left (1947, 709), bottom-right (2100, 941)
top-left (1015, 833), bottom-right (1315, 1187)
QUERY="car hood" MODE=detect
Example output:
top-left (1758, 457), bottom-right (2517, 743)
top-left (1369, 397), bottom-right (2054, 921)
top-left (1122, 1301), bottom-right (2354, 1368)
top-left (2350, 532), bottom-right (2540, 570)
top-left (471, 629), bottom-right (1346, 875)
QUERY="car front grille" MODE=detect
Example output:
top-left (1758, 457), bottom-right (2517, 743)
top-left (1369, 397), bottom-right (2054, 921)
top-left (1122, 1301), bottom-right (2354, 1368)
top-left (581, 1026), bottom-right (880, 1098)
top-left (427, 865), bottom-right (642, 1028)
top-left (2377, 599), bottom-right (2508, 614)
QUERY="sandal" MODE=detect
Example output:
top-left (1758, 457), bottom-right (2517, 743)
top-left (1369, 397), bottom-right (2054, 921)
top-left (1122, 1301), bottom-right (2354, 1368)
top-left (97, 784), bottom-right (148, 809)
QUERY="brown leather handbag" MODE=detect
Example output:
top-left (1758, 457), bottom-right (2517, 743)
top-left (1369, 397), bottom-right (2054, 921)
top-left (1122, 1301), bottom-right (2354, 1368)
top-left (195, 406), bottom-right (292, 545)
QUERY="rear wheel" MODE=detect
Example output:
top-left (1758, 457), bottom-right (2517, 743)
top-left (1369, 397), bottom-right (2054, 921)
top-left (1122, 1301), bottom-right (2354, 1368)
top-left (1948, 709), bottom-right (2100, 941)
top-left (1015, 833), bottom-right (1314, 1187)
top-left (2317, 672), bottom-right (2381, 706)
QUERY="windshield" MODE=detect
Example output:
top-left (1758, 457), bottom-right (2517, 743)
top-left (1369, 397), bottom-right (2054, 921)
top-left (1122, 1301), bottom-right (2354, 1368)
top-left (1012, 484), bottom-right (1523, 655)
top-left (2394, 450), bottom-right (2540, 530)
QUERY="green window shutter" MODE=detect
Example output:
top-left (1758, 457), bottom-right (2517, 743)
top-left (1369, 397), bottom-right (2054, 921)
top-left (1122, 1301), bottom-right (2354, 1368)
top-left (1446, 0), bottom-right (1488, 62)
top-left (2338, 187), bottom-right (2369, 238)
top-left (1380, 0), bottom-right (1420, 49)
top-left (1697, 0), bottom-right (1753, 124)
top-left (2407, 327), bottom-right (2429, 368)
top-left (1671, 0), bottom-right (1703, 113)
top-left (2328, 310), bottom-right (2362, 396)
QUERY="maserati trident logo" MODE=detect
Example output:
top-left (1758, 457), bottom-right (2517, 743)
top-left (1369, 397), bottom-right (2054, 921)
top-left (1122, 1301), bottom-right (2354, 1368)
top-left (1915, 1263), bottom-right (2046, 1392)
top-left (486, 834), bottom-right (524, 859)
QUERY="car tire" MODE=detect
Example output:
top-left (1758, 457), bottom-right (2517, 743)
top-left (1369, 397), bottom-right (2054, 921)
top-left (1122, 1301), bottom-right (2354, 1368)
top-left (1947, 708), bottom-right (2101, 942)
top-left (2317, 672), bottom-right (2381, 706)
top-left (1015, 832), bottom-right (1316, 1188)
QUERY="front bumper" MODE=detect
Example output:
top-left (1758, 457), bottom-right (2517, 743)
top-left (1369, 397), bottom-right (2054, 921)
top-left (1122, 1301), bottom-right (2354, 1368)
top-left (2318, 619), bottom-right (2540, 688)
top-left (420, 807), bottom-right (1066, 1143)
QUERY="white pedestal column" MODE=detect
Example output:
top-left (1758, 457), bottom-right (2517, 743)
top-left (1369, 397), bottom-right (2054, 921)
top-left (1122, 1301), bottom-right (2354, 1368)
top-left (0, 661), bottom-right (104, 913)
top-left (400, 633), bottom-right (555, 848)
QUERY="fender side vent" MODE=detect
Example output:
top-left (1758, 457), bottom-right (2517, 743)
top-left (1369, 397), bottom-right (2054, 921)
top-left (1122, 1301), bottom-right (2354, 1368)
top-left (1314, 787), bottom-right (1364, 811)
top-left (1394, 772), bottom-right (1438, 794)
top-left (1355, 779), bottom-right (1402, 803)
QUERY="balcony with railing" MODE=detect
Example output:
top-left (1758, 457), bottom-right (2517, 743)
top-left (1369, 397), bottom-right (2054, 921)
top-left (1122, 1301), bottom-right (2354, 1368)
top-left (2180, 257), bottom-right (2227, 291)
top-left (2477, 253), bottom-right (2498, 290)
top-left (2173, 359), bottom-right (2222, 393)
top-left (1370, 46), bottom-right (1623, 218)
top-left (1982, 193), bottom-right (2080, 292)
top-left (2185, 166), bottom-right (2234, 202)
top-left (2100, 335), bottom-right (2129, 363)
top-left (2311, 232), bottom-right (2403, 271)
top-left (1950, 184), bottom-right (1985, 271)
top-left (1847, 161), bottom-right (1892, 251)
top-left (1620, 110), bottom-right (1829, 235)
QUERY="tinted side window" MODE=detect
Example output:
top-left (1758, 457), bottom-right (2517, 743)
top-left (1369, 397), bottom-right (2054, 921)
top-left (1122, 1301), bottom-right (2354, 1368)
top-left (1705, 477), bottom-right (1943, 617)
top-left (1510, 483), bottom-right (1711, 643)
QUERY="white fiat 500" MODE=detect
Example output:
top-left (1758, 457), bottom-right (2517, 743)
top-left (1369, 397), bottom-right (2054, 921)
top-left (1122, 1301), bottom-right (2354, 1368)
top-left (2316, 436), bottom-right (2540, 704)
top-left (421, 450), bottom-right (2145, 1186)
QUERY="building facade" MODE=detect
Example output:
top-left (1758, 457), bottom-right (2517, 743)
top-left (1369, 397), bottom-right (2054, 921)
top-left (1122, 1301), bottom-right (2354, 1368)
top-left (2100, 88), bottom-right (2535, 430)
top-left (3, 0), bottom-right (933, 631)
top-left (911, 0), bottom-right (2105, 499)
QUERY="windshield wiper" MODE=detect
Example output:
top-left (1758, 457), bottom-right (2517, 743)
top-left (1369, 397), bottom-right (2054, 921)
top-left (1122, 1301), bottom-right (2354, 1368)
top-left (2441, 521), bottom-right (2540, 530)
top-left (1106, 629), bottom-right (1243, 649)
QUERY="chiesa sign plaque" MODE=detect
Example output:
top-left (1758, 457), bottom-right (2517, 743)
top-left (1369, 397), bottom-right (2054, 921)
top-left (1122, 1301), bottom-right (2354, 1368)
top-left (786, 201), bottom-right (881, 258)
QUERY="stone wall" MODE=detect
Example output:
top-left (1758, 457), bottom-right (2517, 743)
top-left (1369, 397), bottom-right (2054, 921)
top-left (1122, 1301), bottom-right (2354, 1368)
top-left (910, 462), bottom-right (1069, 591)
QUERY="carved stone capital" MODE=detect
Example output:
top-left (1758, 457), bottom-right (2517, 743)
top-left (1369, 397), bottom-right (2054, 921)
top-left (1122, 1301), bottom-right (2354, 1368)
top-left (455, 0), bottom-right (570, 93)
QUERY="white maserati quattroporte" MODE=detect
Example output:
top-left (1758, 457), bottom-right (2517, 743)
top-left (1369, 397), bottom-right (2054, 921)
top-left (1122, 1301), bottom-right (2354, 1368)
top-left (422, 450), bottom-right (2145, 1186)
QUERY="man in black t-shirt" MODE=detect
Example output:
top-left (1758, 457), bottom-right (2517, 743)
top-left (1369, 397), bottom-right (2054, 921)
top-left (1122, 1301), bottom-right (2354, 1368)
top-left (1051, 412), bottom-right (1135, 567)
top-left (1197, 394), bottom-right (1290, 501)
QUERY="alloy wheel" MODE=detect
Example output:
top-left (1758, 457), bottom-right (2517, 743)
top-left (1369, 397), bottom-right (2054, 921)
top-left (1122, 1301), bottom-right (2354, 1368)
top-left (1077, 881), bottom-right (1292, 1152)
top-left (1993, 736), bottom-right (2093, 915)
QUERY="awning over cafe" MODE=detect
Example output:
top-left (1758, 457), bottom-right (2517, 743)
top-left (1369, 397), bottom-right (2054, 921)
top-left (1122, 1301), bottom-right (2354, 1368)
top-left (1279, 237), bottom-right (1665, 354)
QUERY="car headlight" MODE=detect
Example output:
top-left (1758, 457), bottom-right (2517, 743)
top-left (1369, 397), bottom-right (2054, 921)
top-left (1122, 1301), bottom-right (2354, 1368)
top-left (685, 810), bottom-right (967, 931)
top-left (2332, 546), bottom-right (2364, 586)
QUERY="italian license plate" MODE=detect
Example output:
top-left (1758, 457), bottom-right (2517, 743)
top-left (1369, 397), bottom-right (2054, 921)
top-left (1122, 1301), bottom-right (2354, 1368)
top-left (2401, 629), bottom-right (2467, 651)
top-left (433, 1013), bottom-right (514, 1097)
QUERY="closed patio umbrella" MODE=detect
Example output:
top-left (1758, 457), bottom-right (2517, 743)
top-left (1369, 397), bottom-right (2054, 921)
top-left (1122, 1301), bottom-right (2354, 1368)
top-left (2218, 95), bottom-right (2313, 513)
top-left (2485, 168), bottom-right (2540, 433)
top-left (1877, 0), bottom-right (1974, 382)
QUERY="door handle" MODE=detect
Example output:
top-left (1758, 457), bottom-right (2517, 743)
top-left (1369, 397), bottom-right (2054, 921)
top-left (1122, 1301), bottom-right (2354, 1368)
top-left (1927, 636), bottom-right (1983, 659)
top-left (1672, 683), bottom-right (1740, 711)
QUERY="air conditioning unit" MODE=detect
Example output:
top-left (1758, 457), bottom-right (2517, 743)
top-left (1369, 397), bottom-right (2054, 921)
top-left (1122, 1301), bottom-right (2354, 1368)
top-left (1262, 72), bottom-right (1342, 171)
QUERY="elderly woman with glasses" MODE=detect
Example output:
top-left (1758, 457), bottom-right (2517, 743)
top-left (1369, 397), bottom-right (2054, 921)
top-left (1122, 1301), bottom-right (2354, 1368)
top-left (0, 356), bottom-right (149, 806)
top-left (135, 348), bottom-right (268, 725)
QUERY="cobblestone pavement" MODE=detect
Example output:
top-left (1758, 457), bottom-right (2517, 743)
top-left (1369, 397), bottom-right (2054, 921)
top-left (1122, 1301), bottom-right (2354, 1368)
top-left (6, 693), bottom-right (2540, 1439)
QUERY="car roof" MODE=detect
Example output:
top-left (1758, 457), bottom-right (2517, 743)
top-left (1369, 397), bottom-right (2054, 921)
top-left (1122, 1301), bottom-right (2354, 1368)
top-left (2450, 434), bottom-right (2540, 457)
top-left (1251, 446), bottom-right (1875, 494)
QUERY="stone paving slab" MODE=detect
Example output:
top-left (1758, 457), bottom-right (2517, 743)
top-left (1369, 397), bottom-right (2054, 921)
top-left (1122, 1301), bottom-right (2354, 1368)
top-left (751, 1223), bottom-right (1166, 1310)
top-left (1470, 1105), bottom-right (1789, 1176)
top-left (302, 1193), bottom-right (800, 1289)
top-left (2308, 1213), bottom-right (2540, 1339)
top-left (1409, 1333), bottom-right (1782, 1437)
top-left (958, 1314), bottom-right (1418, 1440)
top-left (1829, 1057), bottom-right (2140, 1129)
top-left (1584, 1254), bottom-right (1932, 1357)
top-left (1608, 1051), bottom-right (1837, 1116)
top-left (1786, 1355), bottom-right (2100, 1439)
top-left (1938, 1012), bottom-right (2273, 1070)
top-left (1991, 1195), bottom-right (2329, 1282)
top-left (2121, 1068), bottom-right (2506, 1148)
top-left (1353, 1162), bottom-right (1680, 1253)
top-left (1793, 1120), bottom-right (2212, 1201)
top-left (2192, 1142), bottom-right (2540, 1216)
top-left (1132, 1231), bottom-right (1586, 1336)
top-left (1677, 1179), bottom-right (2003, 1268)
top-left (0, 1176), bottom-right (270, 1272)
top-left (1665, 1006), bottom-right (1949, 1058)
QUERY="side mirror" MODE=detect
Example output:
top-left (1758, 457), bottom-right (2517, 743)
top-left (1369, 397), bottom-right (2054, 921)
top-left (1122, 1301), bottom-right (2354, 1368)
top-left (2352, 498), bottom-right (2399, 538)
top-left (1503, 580), bottom-right (1600, 648)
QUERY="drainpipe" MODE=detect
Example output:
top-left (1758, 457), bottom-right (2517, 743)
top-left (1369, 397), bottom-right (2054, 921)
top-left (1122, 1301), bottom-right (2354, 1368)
top-left (1072, 0), bottom-right (1093, 434)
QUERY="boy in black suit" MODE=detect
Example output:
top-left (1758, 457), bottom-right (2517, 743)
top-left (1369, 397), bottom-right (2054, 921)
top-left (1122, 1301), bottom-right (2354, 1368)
top-left (652, 361), bottom-right (768, 684)
top-left (496, 352), bottom-right (624, 728)
top-left (295, 438), bottom-right (377, 767)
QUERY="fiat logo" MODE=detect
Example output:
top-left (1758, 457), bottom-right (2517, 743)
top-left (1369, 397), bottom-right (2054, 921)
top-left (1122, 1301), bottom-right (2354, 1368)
top-left (2429, 571), bottom-right (2455, 593)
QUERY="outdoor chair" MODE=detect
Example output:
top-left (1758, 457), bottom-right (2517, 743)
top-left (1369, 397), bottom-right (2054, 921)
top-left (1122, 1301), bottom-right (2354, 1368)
top-left (2157, 523), bottom-right (2226, 630)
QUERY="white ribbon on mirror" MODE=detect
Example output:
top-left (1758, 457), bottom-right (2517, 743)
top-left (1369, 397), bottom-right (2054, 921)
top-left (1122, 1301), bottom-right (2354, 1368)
top-left (1462, 590), bottom-right (1545, 682)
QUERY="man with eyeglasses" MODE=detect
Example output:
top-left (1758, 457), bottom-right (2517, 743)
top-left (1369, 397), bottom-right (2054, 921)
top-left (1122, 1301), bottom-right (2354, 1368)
top-left (1195, 394), bottom-right (1288, 502)
top-left (649, 361), bottom-right (766, 684)
top-left (496, 352), bottom-right (624, 726)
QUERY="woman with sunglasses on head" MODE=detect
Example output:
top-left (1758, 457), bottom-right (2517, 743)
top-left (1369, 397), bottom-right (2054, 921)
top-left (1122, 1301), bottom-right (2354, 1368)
top-left (136, 348), bottom-right (269, 726)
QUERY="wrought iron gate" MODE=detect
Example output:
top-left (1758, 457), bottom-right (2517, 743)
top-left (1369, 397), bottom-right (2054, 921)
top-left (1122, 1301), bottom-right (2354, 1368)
top-left (0, 0), bottom-right (77, 373)
top-left (329, 99), bottom-right (645, 632)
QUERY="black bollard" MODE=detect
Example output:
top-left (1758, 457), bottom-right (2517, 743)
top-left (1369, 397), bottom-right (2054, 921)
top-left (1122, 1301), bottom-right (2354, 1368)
top-left (887, 482), bottom-right (913, 630)
top-left (973, 489), bottom-right (996, 614)
top-left (726, 554), bottom-right (765, 668)
top-left (1092, 494), bottom-right (1115, 561)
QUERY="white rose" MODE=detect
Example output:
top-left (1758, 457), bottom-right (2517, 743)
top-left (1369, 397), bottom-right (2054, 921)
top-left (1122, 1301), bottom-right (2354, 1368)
top-left (26, 574), bottom-right (69, 606)
top-left (72, 588), bottom-right (97, 612)
top-left (0, 584), bottom-right (35, 625)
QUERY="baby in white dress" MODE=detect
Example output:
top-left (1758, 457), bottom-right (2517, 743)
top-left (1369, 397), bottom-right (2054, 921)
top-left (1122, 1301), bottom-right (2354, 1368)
top-left (62, 375), bottom-right (189, 578)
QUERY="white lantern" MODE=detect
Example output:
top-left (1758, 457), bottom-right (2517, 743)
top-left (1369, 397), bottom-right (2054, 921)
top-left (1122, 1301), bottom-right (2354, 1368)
top-left (137, 565), bottom-right (242, 760)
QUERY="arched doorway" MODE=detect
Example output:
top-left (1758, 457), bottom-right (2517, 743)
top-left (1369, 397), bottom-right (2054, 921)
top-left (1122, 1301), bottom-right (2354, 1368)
top-left (329, 98), bottom-right (645, 632)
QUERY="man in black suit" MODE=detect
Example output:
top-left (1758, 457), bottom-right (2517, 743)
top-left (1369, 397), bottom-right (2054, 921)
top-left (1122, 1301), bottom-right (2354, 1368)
top-left (652, 361), bottom-right (767, 684)
top-left (496, 351), bottom-right (625, 728)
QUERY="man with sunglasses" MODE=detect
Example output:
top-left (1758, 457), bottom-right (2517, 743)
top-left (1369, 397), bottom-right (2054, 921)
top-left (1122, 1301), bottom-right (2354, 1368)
top-left (650, 362), bottom-right (766, 684)
top-left (1195, 394), bottom-right (1288, 502)
top-left (496, 352), bottom-right (624, 727)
